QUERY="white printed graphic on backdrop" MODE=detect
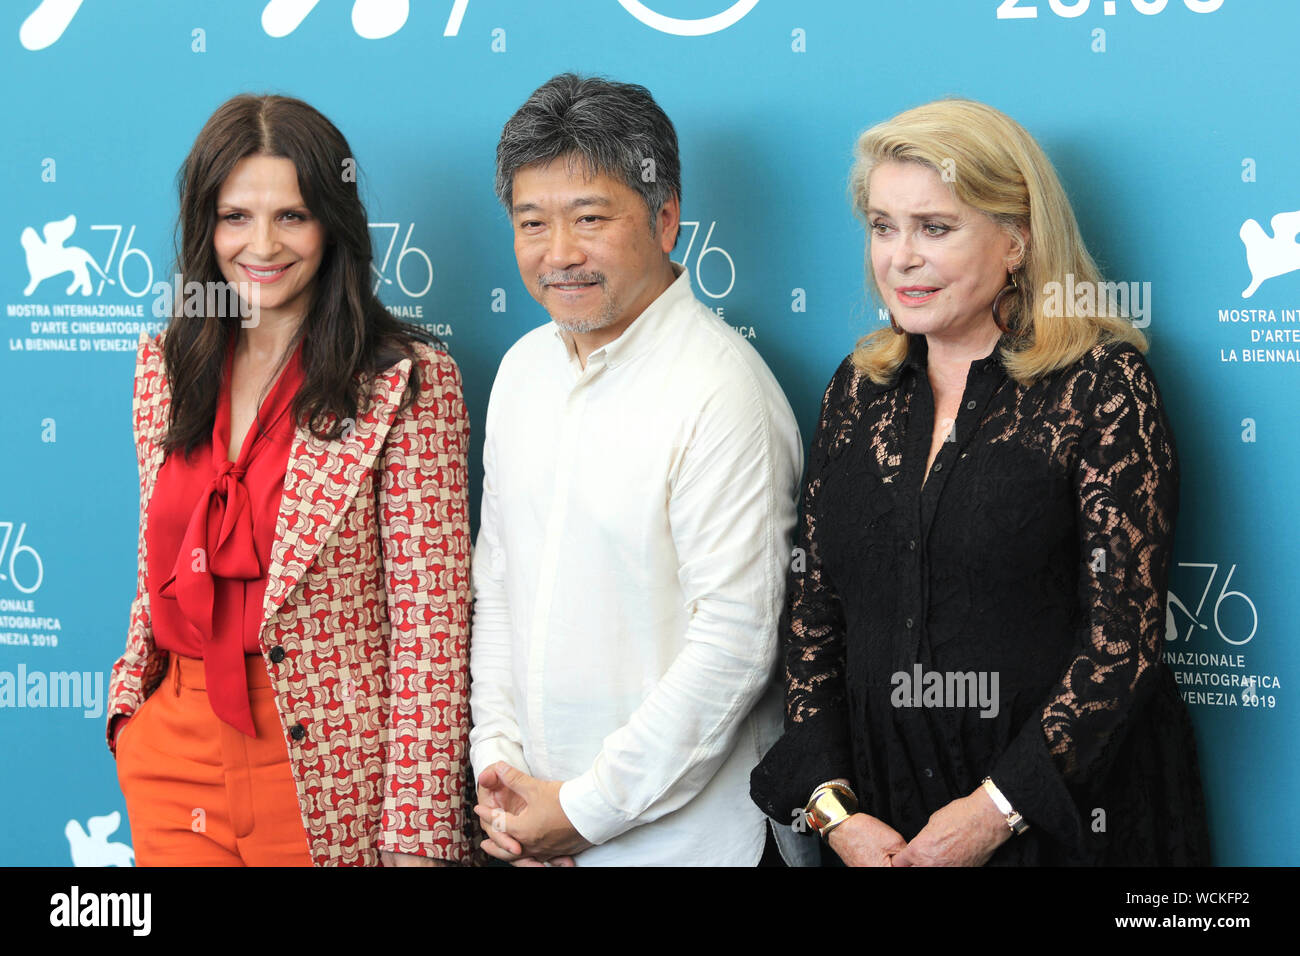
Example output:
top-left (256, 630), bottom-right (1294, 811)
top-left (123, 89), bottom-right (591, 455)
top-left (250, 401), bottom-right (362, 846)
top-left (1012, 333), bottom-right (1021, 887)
top-left (19, 0), bottom-right (470, 47)
top-left (673, 219), bottom-right (752, 335)
top-left (675, 221), bottom-right (735, 300)
top-left (366, 222), bottom-right (452, 338)
top-left (18, 0), bottom-right (82, 51)
top-left (20, 216), bottom-right (107, 297)
top-left (66, 811), bottom-right (134, 867)
top-left (1215, 204), bottom-right (1300, 366)
top-left (1164, 562), bottom-right (1280, 710)
top-left (995, 0), bottom-right (1225, 18)
top-left (10, 213), bottom-right (161, 353)
top-left (617, 0), bottom-right (760, 36)
top-left (262, 0), bottom-right (469, 38)
top-left (1239, 208), bottom-right (1300, 298)
top-left (20, 0), bottom-right (757, 48)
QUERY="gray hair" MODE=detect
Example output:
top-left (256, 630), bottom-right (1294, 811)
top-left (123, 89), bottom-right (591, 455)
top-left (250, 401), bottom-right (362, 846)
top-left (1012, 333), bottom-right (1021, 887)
top-left (495, 73), bottom-right (681, 232)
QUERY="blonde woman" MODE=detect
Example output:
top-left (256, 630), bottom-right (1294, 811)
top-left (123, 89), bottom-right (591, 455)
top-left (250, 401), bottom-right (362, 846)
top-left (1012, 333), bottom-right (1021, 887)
top-left (750, 98), bottom-right (1210, 866)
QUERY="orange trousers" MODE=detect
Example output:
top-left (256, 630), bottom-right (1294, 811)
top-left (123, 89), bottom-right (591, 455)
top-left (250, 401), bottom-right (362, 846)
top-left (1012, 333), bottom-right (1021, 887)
top-left (115, 652), bottom-right (313, 866)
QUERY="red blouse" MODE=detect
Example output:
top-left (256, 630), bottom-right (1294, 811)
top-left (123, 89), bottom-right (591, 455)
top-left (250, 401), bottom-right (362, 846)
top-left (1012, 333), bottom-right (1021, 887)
top-left (146, 336), bottom-right (304, 736)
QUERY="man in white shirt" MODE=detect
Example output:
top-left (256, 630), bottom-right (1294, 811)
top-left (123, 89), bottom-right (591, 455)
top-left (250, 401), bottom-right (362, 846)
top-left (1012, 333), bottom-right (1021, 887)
top-left (468, 73), bottom-right (804, 866)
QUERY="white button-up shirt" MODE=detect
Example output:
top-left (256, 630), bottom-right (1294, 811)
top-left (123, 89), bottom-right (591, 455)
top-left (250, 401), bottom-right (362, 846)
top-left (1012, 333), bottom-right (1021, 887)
top-left (469, 264), bottom-right (802, 865)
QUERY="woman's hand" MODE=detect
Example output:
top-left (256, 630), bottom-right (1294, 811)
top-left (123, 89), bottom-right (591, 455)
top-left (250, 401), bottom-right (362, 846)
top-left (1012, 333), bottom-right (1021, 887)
top-left (890, 788), bottom-right (1012, 867)
top-left (826, 813), bottom-right (907, 867)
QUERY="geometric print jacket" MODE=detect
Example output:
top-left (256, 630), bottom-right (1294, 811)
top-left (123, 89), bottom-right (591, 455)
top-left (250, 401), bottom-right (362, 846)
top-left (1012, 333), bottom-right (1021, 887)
top-left (106, 331), bottom-right (472, 865)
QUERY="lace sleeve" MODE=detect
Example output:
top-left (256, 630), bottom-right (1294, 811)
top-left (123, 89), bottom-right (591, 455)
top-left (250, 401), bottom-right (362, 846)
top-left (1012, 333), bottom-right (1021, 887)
top-left (992, 343), bottom-right (1179, 850)
top-left (750, 356), bottom-right (856, 822)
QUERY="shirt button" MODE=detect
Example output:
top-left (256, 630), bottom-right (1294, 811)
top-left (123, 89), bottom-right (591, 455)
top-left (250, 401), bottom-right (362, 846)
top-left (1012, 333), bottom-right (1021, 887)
top-left (908, 540), bottom-right (916, 551)
top-left (966, 400), bottom-right (977, 410)
top-left (906, 618), bottom-right (914, 629)
top-left (289, 723), bottom-right (306, 741)
top-left (932, 462), bottom-right (943, 473)
top-left (923, 768), bottom-right (934, 779)
top-left (269, 645), bottom-right (286, 664)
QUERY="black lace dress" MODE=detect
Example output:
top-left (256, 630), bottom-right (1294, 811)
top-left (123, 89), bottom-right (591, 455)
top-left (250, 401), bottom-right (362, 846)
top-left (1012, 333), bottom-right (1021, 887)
top-left (750, 335), bottom-right (1211, 865)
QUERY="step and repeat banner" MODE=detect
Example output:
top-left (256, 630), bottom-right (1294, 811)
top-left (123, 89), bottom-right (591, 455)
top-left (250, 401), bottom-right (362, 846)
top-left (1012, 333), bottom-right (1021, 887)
top-left (1, 1), bottom-right (1295, 866)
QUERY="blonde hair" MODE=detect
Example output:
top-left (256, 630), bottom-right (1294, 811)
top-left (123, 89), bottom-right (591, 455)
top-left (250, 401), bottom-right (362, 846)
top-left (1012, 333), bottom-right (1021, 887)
top-left (847, 98), bottom-right (1145, 385)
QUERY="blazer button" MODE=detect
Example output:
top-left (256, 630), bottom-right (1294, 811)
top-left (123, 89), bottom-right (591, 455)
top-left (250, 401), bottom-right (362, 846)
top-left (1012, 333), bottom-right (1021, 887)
top-left (269, 645), bottom-right (286, 664)
top-left (289, 722), bottom-right (306, 741)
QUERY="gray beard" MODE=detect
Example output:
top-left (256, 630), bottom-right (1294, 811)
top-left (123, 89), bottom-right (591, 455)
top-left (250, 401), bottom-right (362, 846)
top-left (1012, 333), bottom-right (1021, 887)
top-left (547, 291), bottom-right (618, 334)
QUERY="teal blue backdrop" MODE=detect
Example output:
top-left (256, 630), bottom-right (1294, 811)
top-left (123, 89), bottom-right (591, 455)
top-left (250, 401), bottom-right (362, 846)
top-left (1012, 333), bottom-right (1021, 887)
top-left (1, 0), bottom-right (1295, 866)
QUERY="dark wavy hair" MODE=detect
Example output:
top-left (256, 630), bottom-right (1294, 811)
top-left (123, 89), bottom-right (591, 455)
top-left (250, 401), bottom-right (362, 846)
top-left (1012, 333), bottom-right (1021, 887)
top-left (161, 93), bottom-right (438, 456)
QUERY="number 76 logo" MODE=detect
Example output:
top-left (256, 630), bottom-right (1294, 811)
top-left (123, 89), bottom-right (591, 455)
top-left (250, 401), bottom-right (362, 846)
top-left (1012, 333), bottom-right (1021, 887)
top-left (1165, 563), bottom-right (1257, 646)
top-left (369, 223), bottom-right (433, 298)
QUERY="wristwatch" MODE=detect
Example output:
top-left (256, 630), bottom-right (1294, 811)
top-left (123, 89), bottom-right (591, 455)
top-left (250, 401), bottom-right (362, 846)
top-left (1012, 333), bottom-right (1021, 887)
top-left (981, 777), bottom-right (1030, 835)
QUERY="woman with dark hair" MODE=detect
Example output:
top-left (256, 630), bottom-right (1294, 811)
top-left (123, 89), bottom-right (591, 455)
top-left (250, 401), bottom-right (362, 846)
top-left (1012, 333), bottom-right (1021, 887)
top-left (106, 94), bottom-right (472, 866)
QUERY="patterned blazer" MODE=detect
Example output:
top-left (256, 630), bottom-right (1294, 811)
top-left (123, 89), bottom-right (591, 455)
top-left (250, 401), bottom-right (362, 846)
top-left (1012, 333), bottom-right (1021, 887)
top-left (106, 330), bottom-right (473, 866)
